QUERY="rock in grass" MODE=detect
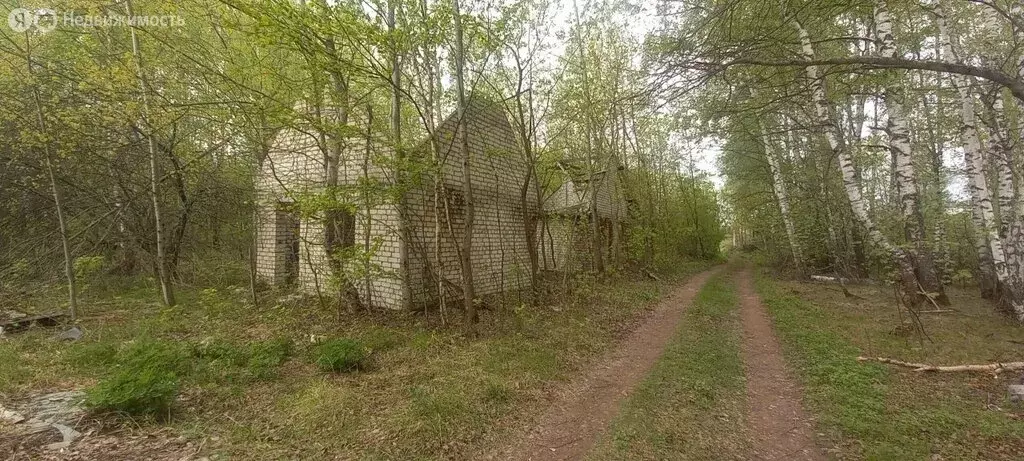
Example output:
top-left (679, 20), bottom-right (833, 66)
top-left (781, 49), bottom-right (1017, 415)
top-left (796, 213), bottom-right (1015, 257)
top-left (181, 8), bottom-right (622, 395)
top-left (1009, 384), bottom-right (1024, 402)
top-left (55, 326), bottom-right (83, 341)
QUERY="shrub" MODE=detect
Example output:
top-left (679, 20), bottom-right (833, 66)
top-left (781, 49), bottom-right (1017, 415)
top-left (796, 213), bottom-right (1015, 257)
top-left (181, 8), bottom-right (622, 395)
top-left (84, 340), bottom-right (188, 417)
top-left (85, 366), bottom-right (180, 417)
top-left (72, 255), bottom-right (105, 280)
top-left (313, 338), bottom-right (369, 373)
top-left (192, 340), bottom-right (248, 366)
top-left (247, 338), bottom-right (293, 380)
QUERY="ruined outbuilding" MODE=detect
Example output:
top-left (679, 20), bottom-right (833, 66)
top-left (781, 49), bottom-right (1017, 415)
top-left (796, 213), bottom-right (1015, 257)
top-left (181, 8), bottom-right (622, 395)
top-left (256, 99), bottom-right (538, 309)
top-left (540, 159), bottom-right (628, 272)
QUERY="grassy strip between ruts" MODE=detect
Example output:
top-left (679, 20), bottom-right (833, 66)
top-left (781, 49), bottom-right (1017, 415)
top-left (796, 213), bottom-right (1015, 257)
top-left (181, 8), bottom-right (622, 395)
top-left (588, 271), bottom-right (748, 460)
top-left (755, 273), bottom-right (1024, 460)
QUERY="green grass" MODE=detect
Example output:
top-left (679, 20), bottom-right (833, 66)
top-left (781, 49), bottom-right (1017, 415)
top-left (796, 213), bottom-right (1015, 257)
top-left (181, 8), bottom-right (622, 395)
top-left (756, 274), bottom-right (1024, 460)
top-left (589, 272), bottom-right (748, 460)
top-left (0, 261), bottom-right (716, 459)
top-left (313, 338), bottom-right (370, 372)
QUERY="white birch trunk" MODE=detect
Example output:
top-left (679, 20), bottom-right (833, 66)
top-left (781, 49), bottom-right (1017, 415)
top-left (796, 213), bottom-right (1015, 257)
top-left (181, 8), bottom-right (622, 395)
top-left (875, 3), bottom-right (946, 303)
top-left (794, 20), bottom-right (922, 307)
top-left (875, 4), bottom-right (919, 237)
top-left (938, 8), bottom-right (1024, 319)
top-left (1010, 3), bottom-right (1024, 302)
top-left (988, 93), bottom-right (1016, 238)
top-left (760, 120), bottom-right (804, 273)
top-left (990, 85), bottom-right (1024, 311)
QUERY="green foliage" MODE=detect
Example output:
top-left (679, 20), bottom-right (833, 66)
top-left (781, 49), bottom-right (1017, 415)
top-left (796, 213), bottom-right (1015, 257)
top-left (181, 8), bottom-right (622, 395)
top-left (191, 337), bottom-right (293, 382)
top-left (83, 335), bottom-right (294, 417)
top-left (86, 366), bottom-right (181, 417)
top-left (85, 340), bottom-right (189, 417)
top-left (72, 255), bottom-right (105, 280)
top-left (313, 338), bottom-right (370, 373)
top-left (4, 259), bottom-right (31, 286)
top-left (67, 342), bottom-right (118, 371)
top-left (247, 338), bottom-right (294, 380)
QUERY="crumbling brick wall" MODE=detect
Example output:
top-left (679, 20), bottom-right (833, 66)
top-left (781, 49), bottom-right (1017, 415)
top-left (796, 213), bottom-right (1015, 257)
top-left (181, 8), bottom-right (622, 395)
top-left (256, 113), bottom-right (407, 309)
top-left (405, 99), bottom-right (538, 307)
top-left (257, 99), bottom-right (539, 310)
top-left (541, 160), bottom-right (627, 272)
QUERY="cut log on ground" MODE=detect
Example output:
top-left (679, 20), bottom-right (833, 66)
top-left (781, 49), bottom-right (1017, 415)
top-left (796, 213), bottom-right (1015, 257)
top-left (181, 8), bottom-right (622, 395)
top-left (857, 356), bottom-right (1024, 374)
top-left (643, 269), bottom-right (662, 282)
top-left (0, 312), bottom-right (67, 334)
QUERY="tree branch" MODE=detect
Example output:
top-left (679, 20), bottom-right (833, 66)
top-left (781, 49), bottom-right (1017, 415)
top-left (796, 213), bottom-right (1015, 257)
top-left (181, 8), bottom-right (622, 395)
top-left (711, 56), bottom-right (1024, 102)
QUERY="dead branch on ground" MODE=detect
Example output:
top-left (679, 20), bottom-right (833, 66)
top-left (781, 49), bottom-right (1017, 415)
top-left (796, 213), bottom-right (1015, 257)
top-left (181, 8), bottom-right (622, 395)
top-left (857, 356), bottom-right (1024, 373)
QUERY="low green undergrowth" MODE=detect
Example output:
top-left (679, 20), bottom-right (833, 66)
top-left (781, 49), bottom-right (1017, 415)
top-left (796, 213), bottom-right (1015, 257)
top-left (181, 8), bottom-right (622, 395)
top-left (85, 340), bottom-right (189, 417)
top-left (83, 337), bottom-right (294, 417)
top-left (1, 261), bottom-right (718, 458)
top-left (756, 274), bottom-right (1024, 460)
top-left (590, 272), bottom-right (748, 460)
top-left (313, 338), bottom-right (370, 372)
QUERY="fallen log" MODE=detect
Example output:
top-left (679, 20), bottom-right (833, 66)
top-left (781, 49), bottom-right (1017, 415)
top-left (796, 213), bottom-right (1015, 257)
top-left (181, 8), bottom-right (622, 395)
top-left (857, 356), bottom-right (1024, 374)
top-left (0, 312), bottom-right (67, 334)
top-left (643, 269), bottom-right (662, 282)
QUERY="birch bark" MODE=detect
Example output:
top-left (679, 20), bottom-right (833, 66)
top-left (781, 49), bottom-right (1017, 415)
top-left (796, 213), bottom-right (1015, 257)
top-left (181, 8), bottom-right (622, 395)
top-left (126, 0), bottom-right (175, 307)
top-left (938, 7), bottom-right (1024, 319)
top-left (759, 120), bottom-right (804, 274)
top-left (794, 20), bottom-right (923, 308)
top-left (874, 2), bottom-right (947, 304)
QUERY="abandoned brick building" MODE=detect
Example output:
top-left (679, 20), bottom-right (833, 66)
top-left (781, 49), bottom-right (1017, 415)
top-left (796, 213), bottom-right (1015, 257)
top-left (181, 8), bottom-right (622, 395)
top-left (256, 98), bottom-right (626, 309)
top-left (541, 159), bottom-right (627, 272)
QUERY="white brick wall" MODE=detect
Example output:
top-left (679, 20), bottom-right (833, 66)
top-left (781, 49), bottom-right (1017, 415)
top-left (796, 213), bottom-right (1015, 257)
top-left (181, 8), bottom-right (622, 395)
top-left (541, 160), bottom-right (627, 272)
top-left (256, 99), bottom-right (541, 310)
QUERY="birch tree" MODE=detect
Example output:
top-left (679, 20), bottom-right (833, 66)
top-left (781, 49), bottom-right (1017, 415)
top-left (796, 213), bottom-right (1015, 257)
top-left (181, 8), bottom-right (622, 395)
top-left (126, 0), bottom-right (175, 307)
top-left (937, 6), bottom-right (1024, 319)
top-left (874, 1), bottom-right (946, 304)
top-left (794, 20), bottom-right (923, 309)
top-left (24, 33), bottom-right (77, 320)
top-left (452, 0), bottom-right (477, 336)
top-left (759, 119), bottom-right (804, 274)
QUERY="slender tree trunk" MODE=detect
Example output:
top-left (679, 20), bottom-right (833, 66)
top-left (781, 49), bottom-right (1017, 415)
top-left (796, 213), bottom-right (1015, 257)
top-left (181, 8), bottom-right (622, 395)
top-left (572, 0), bottom-right (604, 274)
top-left (760, 119), bottom-right (804, 275)
top-left (938, 9), bottom-right (998, 299)
top-left (971, 199), bottom-right (999, 298)
top-left (126, 0), bottom-right (175, 307)
top-left (987, 92), bottom-right (1024, 300)
top-left (938, 9), bottom-right (1024, 318)
top-left (418, 0), bottom-right (446, 317)
top-left (250, 126), bottom-right (270, 308)
top-left (1010, 2), bottom-right (1024, 311)
top-left (453, 0), bottom-right (477, 336)
top-left (795, 20), bottom-right (922, 309)
top-left (322, 38), bottom-right (360, 311)
top-left (874, 3), bottom-right (947, 304)
top-left (364, 105), bottom-right (375, 308)
top-left (928, 34), bottom-right (953, 288)
top-left (513, 79), bottom-right (540, 305)
top-left (389, 0), bottom-right (413, 310)
top-left (26, 36), bottom-right (78, 320)
top-left (1012, 2), bottom-right (1024, 221)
